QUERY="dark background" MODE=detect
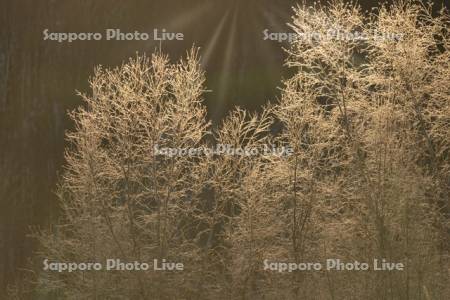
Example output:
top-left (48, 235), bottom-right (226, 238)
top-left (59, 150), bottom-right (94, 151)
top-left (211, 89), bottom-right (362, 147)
top-left (0, 0), bottom-right (447, 291)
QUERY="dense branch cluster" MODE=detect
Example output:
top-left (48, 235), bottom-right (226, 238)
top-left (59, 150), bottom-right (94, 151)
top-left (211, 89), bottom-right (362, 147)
top-left (32, 1), bottom-right (449, 299)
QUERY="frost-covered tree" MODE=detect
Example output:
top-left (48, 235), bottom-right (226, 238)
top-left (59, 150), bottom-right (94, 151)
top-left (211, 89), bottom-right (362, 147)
top-left (270, 0), bottom-right (449, 298)
top-left (32, 1), bottom-right (449, 299)
top-left (36, 48), bottom-right (210, 299)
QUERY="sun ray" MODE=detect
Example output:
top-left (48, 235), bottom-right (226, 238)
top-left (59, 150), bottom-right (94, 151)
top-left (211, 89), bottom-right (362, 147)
top-left (163, 1), bottom-right (214, 30)
top-left (141, 1), bottom-right (213, 51)
top-left (200, 10), bottom-right (231, 68)
top-left (212, 8), bottom-right (238, 120)
top-left (251, 8), bottom-right (280, 69)
top-left (258, 5), bottom-right (291, 34)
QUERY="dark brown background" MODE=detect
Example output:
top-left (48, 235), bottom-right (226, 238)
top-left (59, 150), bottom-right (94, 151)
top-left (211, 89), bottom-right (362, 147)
top-left (0, 0), bottom-right (447, 291)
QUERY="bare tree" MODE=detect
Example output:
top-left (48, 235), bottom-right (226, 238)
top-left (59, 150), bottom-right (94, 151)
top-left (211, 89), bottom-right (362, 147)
top-left (271, 0), bottom-right (449, 298)
top-left (32, 1), bottom-right (449, 299)
top-left (36, 48), bottom-right (210, 299)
